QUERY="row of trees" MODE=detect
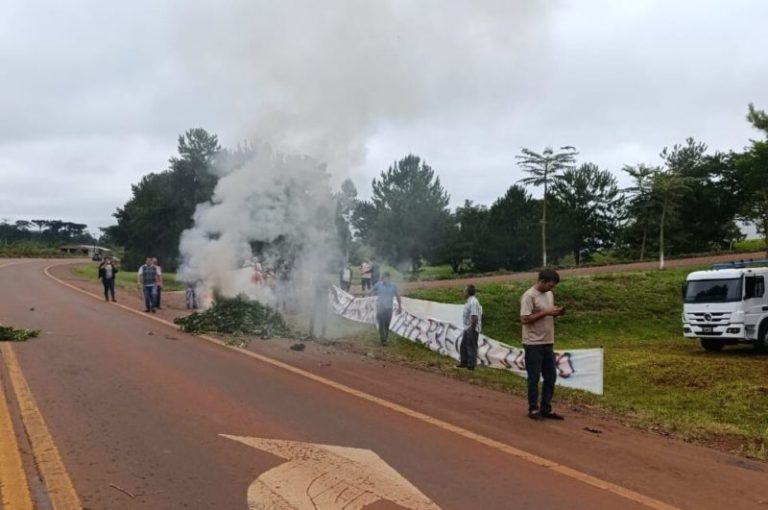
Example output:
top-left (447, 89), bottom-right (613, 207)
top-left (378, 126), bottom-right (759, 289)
top-left (109, 103), bottom-right (767, 275)
top-left (339, 103), bottom-right (768, 273)
top-left (0, 219), bottom-right (94, 246)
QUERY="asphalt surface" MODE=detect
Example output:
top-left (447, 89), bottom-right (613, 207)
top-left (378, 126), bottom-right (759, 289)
top-left (1, 259), bottom-right (767, 510)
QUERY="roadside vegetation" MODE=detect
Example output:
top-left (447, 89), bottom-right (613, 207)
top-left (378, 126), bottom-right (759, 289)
top-left (335, 267), bottom-right (768, 460)
top-left (71, 263), bottom-right (185, 292)
top-left (0, 241), bottom-right (71, 258)
top-left (0, 325), bottom-right (40, 341)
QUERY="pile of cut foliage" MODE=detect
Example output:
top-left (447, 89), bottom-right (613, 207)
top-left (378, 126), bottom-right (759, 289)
top-left (174, 295), bottom-right (290, 339)
top-left (0, 326), bottom-right (40, 342)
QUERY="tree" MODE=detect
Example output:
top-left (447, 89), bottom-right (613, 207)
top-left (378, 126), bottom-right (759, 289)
top-left (622, 164), bottom-right (657, 260)
top-left (723, 105), bottom-right (768, 256)
top-left (550, 163), bottom-right (623, 264)
top-left (517, 146), bottom-right (578, 267)
top-left (747, 103), bottom-right (768, 134)
top-left (360, 154), bottom-right (451, 273)
top-left (651, 169), bottom-right (692, 269)
top-left (440, 200), bottom-right (490, 273)
top-left (113, 129), bottom-right (221, 270)
top-left (483, 185), bottom-right (541, 271)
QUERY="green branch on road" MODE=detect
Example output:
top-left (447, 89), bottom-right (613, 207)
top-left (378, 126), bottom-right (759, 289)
top-left (0, 326), bottom-right (40, 341)
top-left (174, 296), bottom-right (290, 339)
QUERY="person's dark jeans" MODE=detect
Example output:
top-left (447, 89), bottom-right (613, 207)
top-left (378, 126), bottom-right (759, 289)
top-left (459, 328), bottom-right (479, 368)
top-left (376, 307), bottom-right (393, 345)
top-left (155, 286), bottom-right (162, 308)
top-left (103, 278), bottom-right (115, 301)
top-left (361, 278), bottom-right (372, 291)
top-left (524, 344), bottom-right (557, 413)
top-left (143, 285), bottom-right (157, 311)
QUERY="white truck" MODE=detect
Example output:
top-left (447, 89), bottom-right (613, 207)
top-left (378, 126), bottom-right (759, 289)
top-left (682, 261), bottom-right (768, 352)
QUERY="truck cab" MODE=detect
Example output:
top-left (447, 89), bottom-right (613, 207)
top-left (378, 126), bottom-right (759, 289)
top-left (683, 262), bottom-right (768, 352)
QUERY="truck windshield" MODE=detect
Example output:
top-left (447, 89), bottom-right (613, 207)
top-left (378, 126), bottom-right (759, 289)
top-left (684, 278), bottom-right (742, 303)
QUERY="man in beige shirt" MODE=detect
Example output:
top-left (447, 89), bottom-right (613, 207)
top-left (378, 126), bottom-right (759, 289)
top-left (520, 269), bottom-right (565, 421)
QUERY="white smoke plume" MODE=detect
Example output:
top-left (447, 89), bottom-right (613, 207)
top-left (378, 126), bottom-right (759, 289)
top-left (175, 1), bottom-right (551, 313)
top-left (178, 144), bottom-right (337, 310)
top-left (175, 1), bottom-right (552, 174)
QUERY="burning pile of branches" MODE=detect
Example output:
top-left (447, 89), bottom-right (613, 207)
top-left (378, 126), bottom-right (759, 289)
top-left (0, 326), bottom-right (40, 342)
top-left (174, 295), bottom-right (289, 339)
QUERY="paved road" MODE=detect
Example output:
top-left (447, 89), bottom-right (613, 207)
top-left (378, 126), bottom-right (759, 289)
top-left (1, 259), bottom-right (767, 509)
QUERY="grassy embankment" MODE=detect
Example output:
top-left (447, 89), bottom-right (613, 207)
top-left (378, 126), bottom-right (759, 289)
top-left (71, 263), bottom-right (185, 292)
top-left (343, 267), bottom-right (768, 459)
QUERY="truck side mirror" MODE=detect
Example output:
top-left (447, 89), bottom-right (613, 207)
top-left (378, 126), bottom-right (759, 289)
top-left (681, 283), bottom-right (687, 300)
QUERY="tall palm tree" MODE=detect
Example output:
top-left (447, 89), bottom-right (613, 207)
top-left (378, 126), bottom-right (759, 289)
top-left (652, 170), bottom-right (692, 269)
top-left (517, 146), bottom-right (578, 267)
top-left (622, 164), bottom-right (657, 261)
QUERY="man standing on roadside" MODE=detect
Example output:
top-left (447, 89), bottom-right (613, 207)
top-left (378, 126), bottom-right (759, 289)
top-left (372, 272), bottom-right (401, 346)
top-left (520, 269), bottom-right (566, 421)
top-left (137, 257), bottom-right (158, 313)
top-left (457, 284), bottom-right (482, 370)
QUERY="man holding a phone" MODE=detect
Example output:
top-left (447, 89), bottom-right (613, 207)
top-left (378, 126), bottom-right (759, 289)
top-left (520, 269), bottom-right (566, 421)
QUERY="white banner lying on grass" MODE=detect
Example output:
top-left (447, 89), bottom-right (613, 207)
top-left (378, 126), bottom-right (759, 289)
top-left (330, 286), bottom-right (604, 395)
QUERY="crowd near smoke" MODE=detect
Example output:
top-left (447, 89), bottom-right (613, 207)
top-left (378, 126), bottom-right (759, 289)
top-left (177, 143), bottom-right (337, 310)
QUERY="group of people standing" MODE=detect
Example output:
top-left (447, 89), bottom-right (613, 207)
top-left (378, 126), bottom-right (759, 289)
top-left (457, 269), bottom-right (566, 420)
top-left (338, 257), bottom-right (381, 293)
top-left (366, 263), bottom-right (566, 422)
top-left (137, 257), bottom-right (164, 313)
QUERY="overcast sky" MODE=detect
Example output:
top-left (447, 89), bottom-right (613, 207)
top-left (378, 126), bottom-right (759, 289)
top-left (1, 0), bottom-right (767, 234)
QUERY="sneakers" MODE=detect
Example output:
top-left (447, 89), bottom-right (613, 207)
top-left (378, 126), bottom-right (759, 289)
top-left (528, 410), bottom-right (543, 421)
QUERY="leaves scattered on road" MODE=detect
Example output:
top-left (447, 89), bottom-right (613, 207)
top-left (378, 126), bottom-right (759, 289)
top-left (174, 295), bottom-right (290, 339)
top-left (0, 325), bottom-right (40, 341)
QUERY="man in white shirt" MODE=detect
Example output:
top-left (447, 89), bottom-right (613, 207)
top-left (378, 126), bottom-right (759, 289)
top-left (457, 284), bottom-right (482, 370)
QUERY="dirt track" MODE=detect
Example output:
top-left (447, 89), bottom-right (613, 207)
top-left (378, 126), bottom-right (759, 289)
top-left (2, 258), bottom-right (767, 509)
top-left (403, 251), bottom-right (767, 290)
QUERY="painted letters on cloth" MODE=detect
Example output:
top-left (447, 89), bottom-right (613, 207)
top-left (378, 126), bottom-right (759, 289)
top-left (330, 286), bottom-right (603, 395)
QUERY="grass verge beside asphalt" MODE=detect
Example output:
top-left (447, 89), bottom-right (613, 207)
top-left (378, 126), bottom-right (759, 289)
top-left (332, 267), bottom-right (768, 460)
top-left (71, 263), bottom-right (185, 292)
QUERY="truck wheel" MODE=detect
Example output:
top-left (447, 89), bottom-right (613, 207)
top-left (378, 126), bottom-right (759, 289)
top-left (700, 339), bottom-right (724, 352)
top-left (755, 330), bottom-right (768, 354)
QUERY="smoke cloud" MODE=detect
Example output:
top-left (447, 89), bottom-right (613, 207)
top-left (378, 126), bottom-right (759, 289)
top-left (175, 1), bottom-right (552, 173)
top-left (175, 1), bottom-right (552, 311)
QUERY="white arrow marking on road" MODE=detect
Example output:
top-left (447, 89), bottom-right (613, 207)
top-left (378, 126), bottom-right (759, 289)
top-left (221, 434), bottom-right (441, 510)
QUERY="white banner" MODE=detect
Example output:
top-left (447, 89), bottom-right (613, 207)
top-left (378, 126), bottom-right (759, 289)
top-left (330, 286), bottom-right (604, 395)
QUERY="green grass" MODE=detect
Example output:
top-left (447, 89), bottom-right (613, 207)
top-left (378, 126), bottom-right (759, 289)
top-left (415, 264), bottom-right (455, 280)
top-left (0, 242), bottom-right (69, 258)
top-left (71, 263), bottom-right (185, 292)
top-left (734, 238), bottom-right (766, 253)
top-left (334, 267), bottom-right (768, 458)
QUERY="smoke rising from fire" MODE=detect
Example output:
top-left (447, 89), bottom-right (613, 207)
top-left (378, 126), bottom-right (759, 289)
top-left (176, 1), bottom-right (551, 173)
top-left (176, 1), bottom-right (551, 309)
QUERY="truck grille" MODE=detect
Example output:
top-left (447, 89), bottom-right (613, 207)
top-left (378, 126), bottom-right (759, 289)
top-left (686, 312), bottom-right (731, 325)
